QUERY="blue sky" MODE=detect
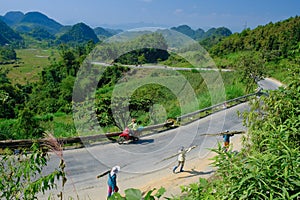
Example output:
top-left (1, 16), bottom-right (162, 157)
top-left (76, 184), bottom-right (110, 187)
top-left (0, 0), bottom-right (299, 32)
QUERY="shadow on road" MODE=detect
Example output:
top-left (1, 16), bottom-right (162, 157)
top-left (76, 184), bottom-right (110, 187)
top-left (178, 169), bottom-right (215, 179)
top-left (135, 139), bottom-right (154, 145)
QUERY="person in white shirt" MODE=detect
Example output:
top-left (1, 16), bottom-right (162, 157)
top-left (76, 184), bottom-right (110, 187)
top-left (172, 146), bottom-right (194, 173)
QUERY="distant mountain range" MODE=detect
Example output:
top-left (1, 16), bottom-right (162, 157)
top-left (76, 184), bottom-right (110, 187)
top-left (0, 11), bottom-right (232, 46)
top-left (171, 25), bottom-right (232, 40)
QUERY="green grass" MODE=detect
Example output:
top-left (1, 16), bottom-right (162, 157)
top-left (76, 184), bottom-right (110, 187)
top-left (2, 48), bottom-right (59, 85)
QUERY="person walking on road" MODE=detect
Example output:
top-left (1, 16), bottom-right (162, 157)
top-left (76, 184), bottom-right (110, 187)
top-left (173, 146), bottom-right (195, 173)
top-left (107, 166), bottom-right (120, 198)
top-left (223, 130), bottom-right (234, 152)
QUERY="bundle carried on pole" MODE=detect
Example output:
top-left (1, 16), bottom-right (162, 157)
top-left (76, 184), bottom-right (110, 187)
top-left (96, 165), bottom-right (122, 179)
top-left (96, 170), bottom-right (110, 179)
top-left (199, 130), bottom-right (245, 137)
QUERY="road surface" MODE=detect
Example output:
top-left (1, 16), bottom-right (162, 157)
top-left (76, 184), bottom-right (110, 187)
top-left (41, 78), bottom-right (282, 199)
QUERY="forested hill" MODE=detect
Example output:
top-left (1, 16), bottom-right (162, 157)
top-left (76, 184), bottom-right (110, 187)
top-left (13, 11), bottom-right (63, 34)
top-left (0, 11), bottom-right (24, 26)
top-left (0, 18), bottom-right (23, 45)
top-left (210, 16), bottom-right (300, 58)
top-left (58, 22), bottom-right (100, 44)
top-left (94, 27), bottom-right (123, 38)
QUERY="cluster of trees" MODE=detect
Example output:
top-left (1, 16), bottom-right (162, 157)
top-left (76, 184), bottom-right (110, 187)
top-left (1, 32), bottom-right (189, 139)
top-left (210, 16), bottom-right (300, 61)
top-left (0, 41), bottom-right (95, 139)
top-left (114, 33), bottom-right (169, 64)
top-left (92, 32), bottom-right (169, 64)
top-left (0, 46), bottom-right (17, 63)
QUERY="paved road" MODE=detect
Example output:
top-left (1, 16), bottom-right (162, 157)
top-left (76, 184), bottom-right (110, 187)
top-left (258, 77), bottom-right (283, 90)
top-left (41, 78), bottom-right (282, 199)
top-left (91, 62), bottom-right (233, 71)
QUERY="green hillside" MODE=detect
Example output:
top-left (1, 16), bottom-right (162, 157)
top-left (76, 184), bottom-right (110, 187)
top-left (58, 22), bottom-right (100, 44)
top-left (208, 16), bottom-right (300, 82)
top-left (94, 27), bottom-right (114, 38)
top-left (14, 11), bottom-right (63, 34)
top-left (0, 18), bottom-right (23, 46)
top-left (171, 25), bottom-right (205, 40)
top-left (211, 16), bottom-right (300, 58)
top-left (27, 27), bottom-right (55, 41)
top-left (1, 11), bottom-right (24, 26)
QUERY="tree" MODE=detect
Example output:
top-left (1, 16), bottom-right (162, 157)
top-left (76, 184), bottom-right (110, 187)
top-left (137, 53), bottom-right (146, 65)
top-left (0, 72), bottom-right (26, 119)
top-left (14, 107), bottom-right (44, 139)
top-left (237, 52), bottom-right (265, 93)
top-left (0, 46), bottom-right (16, 62)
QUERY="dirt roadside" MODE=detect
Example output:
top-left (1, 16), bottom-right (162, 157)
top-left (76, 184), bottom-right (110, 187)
top-left (138, 134), bottom-right (244, 198)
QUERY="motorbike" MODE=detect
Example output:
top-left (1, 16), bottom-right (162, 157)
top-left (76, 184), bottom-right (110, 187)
top-left (117, 127), bottom-right (139, 144)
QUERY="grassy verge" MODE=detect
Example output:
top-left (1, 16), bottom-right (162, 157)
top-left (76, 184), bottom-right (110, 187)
top-left (1, 48), bottom-right (59, 85)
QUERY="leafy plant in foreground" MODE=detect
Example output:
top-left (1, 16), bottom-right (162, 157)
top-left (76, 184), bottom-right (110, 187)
top-left (0, 140), bottom-right (66, 199)
top-left (208, 66), bottom-right (300, 199)
top-left (109, 187), bottom-right (166, 200)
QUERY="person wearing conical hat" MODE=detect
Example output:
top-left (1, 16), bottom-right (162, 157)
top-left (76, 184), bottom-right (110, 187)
top-left (107, 166), bottom-right (120, 198)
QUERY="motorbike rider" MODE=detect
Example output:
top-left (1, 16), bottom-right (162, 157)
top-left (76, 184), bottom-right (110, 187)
top-left (118, 118), bottom-right (139, 143)
top-left (127, 118), bottom-right (138, 136)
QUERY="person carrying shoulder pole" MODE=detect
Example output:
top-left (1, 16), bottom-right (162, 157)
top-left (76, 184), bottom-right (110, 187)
top-left (107, 166), bottom-right (120, 198)
top-left (172, 146), bottom-right (195, 173)
top-left (223, 130), bottom-right (234, 152)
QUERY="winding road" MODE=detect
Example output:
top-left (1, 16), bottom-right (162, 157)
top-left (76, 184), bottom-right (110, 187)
top-left (41, 78), bottom-right (282, 199)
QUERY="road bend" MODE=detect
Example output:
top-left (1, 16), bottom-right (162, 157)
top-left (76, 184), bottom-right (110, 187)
top-left (40, 78), bottom-right (281, 199)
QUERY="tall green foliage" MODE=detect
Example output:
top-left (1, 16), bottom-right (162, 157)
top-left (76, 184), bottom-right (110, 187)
top-left (0, 72), bottom-right (26, 119)
top-left (0, 143), bottom-right (65, 199)
top-left (109, 187), bottom-right (166, 199)
top-left (168, 62), bottom-right (299, 199)
top-left (181, 66), bottom-right (300, 199)
top-left (13, 106), bottom-right (44, 139)
top-left (237, 52), bottom-right (266, 93)
top-left (27, 43), bottom-right (94, 115)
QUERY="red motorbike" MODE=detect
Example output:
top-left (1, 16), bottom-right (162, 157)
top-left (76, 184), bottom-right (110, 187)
top-left (117, 127), bottom-right (139, 144)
